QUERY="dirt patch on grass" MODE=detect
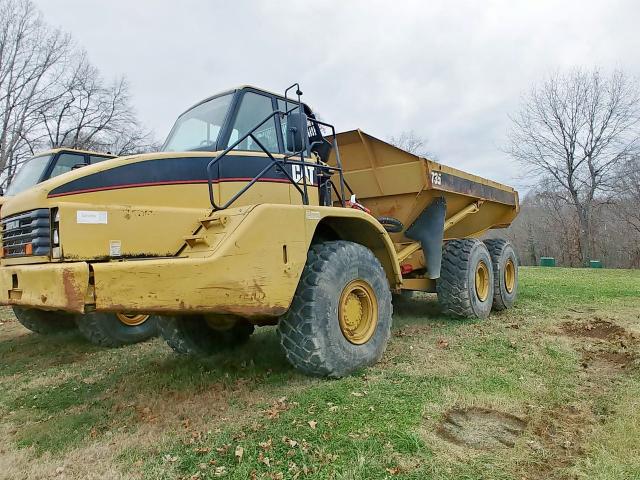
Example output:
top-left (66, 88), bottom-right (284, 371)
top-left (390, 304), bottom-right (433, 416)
top-left (560, 318), bottom-right (632, 342)
top-left (528, 404), bottom-right (594, 475)
top-left (581, 350), bottom-right (637, 375)
top-left (436, 407), bottom-right (527, 450)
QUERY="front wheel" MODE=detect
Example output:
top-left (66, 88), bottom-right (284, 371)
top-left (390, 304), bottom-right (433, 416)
top-left (76, 312), bottom-right (159, 347)
top-left (277, 240), bottom-right (393, 378)
top-left (12, 307), bottom-right (77, 334)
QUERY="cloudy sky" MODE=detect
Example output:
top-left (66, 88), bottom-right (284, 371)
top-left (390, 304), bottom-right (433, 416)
top-left (33, 0), bottom-right (640, 189)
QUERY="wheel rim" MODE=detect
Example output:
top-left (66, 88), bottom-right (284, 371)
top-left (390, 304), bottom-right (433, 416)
top-left (338, 280), bottom-right (378, 345)
top-left (475, 261), bottom-right (490, 302)
top-left (504, 258), bottom-right (516, 294)
top-left (116, 313), bottom-right (150, 326)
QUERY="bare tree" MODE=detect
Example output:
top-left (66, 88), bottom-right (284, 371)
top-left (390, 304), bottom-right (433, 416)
top-left (508, 69), bottom-right (640, 264)
top-left (0, 0), bottom-right (70, 180)
top-left (614, 156), bottom-right (640, 235)
top-left (388, 130), bottom-right (432, 158)
top-left (0, 0), bottom-right (156, 187)
top-left (38, 54), bottom-right (154, 154)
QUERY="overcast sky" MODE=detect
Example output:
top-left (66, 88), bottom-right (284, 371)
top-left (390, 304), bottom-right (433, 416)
top-left (33, 0), bottom-right (640, 189)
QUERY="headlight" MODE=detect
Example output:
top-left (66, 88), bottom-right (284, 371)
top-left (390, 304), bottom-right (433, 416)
top-left (51, 208), bottom-right (60, 258)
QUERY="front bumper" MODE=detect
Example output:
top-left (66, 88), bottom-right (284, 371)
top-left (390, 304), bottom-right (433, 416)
top-left (0, 262), bottom-right (90, 312)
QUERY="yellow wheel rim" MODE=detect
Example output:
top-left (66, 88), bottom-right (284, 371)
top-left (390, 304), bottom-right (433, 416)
top-left (116, 313), bottom-right (150, 326)
top-left (504, 258), bottom-right (516, 294)
top-left (475, 261), bottom-right (490, 302)
top-left (338, 280), bottom-right (378, 345)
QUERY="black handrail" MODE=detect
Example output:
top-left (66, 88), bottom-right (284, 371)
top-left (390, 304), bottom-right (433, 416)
top-left (206, 107), bottom-right (347, 211)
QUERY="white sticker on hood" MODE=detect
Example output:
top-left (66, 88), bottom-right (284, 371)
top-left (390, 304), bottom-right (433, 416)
top-left (77, 210), bottom-right (108, 224)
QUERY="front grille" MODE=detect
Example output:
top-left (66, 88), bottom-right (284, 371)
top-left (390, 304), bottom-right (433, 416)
top-left (1, 209), bottom-right (51, 257)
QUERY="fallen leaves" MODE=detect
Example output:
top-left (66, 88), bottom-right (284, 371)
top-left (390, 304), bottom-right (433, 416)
top-left (259, 438), bottom-right (273, 451)
top-left (350, 391), bottom-right (367, 397)
top-left (283, 436), bottom-right (298, 448)
top-left (258, 451), bottom-right (271, 466)
top-left (216, 444), bottom-right (231, 455)
top-left (437, 338), bottom-right (449, 349)
top-left (263, 397), bottom-right (293, 419)
top-left (234, 445), bottom-right (244, 463)
top-left (307, 420), bottom-right (317, 429)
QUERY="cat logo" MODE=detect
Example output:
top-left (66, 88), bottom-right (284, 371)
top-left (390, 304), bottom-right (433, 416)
top-left (292, 164), bottom-right (315, 184)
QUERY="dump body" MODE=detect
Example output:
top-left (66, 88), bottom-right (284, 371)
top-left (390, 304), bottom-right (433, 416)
top-left (329, 130), bottom-right (519, 241)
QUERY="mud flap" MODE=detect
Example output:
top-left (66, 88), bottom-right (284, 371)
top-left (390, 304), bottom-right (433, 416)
top-left (405, 197), bottom-right (446, 279)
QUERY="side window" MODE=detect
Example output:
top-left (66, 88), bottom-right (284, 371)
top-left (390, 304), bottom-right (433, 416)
top-left (230, 92), bottom-right (279, 153)
top-left (89, 155), bottom-right (112, 164)
top-left (49, 153), bottom-right (86, 178)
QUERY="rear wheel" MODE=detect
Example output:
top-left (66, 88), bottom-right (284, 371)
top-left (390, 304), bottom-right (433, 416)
top-left (158, 315), bottom-right (254, 356)
top-left (484, 239), bottom-right (519, 310)
top-left (437, 238), bottom-right (494, 319)
top-left (76, 312), bottom-right (159, 347)
top-left (12, 307), bottom-right (77, 334)
top-left (277, 241), bottom-right (392, 378)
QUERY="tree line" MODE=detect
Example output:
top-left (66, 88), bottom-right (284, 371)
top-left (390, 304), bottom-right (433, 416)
top-left (390, 69), bottom-right (640, 269)
top-left (504, 69), bottom-right (640, 268)
top-left (0, 0), bottom-right (155, 187)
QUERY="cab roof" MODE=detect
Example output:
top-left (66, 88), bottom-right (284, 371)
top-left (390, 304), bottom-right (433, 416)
top-left (32, 147), bottom-right (117, 158)
top-left (180, 85), bottom-right (312, 118)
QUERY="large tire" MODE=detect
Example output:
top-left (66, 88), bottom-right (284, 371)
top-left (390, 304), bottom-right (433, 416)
top-left (76, 312), bottom-right (159, 347)
top-left (277, 240), bottom-right (393, 378)
top-left (12, 307), bottom-right (77, 334)
top-left (437, 238), bottom-right (494, 319)
top-left (158, 315), bottom-right (255, 356)
top-left (484, 239), bottom-right (519, 310)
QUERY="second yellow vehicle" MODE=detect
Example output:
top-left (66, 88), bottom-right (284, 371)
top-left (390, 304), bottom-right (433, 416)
top-left (0, 84), bottom-right (519, 376)
top-left (1, 148), bottom-right (159, 346)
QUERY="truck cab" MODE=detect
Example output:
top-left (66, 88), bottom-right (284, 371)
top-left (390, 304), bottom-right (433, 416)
top-left (4, 148), bottom-right (115, 198)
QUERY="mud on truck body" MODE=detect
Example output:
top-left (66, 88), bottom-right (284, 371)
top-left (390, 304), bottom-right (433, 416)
top-left (0, 84), bottom-right (519, 377)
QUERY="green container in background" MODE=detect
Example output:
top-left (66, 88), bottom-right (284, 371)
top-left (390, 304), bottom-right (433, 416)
top-left (540, 257), bottom-right (556, 267)
top-left (589, 260), bottom-right (603, 268)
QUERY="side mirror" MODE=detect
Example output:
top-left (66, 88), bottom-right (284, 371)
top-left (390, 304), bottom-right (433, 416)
top-left (286, 112), bottom-right (308, 153)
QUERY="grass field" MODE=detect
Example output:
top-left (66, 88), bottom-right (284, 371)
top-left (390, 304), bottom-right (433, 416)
top-left (0, 267), bottom-right (639, 479)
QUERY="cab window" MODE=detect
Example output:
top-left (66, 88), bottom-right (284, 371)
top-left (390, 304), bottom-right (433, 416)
top-left (229, 92), bottom-right (279, 153)
top-left (163, 93), bottom-right (233, 152)
top-left (89, 155), bottom-right (112, 164)
top-left (49, 153), bottom-right (86, 178)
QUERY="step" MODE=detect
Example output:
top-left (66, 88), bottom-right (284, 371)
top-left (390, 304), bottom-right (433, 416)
top-left (183, 235), bottom-right (208, 247)
top-left (199, 214), bottom-right (229, 229)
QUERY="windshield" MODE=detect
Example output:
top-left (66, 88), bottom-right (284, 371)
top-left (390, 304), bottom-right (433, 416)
top-left (163, 94), bottom-right (233, 152)
top-left (5, 155), bottom-right (52, 196)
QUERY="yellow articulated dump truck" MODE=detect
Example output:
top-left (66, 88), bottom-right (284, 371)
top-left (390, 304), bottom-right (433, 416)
top-left (0, 84), bottom-right (519, 377)
top-left (0, 148), bottom-right (159, 346)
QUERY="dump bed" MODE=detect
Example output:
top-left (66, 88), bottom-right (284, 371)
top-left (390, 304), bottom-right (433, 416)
top-left (328, 129), bottom-right (519, 240)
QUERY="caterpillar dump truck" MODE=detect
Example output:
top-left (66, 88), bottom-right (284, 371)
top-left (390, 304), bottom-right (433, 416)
top-left (0, 84), bottom-right (519, 377)
top-left (0, 148), bottom-right (159, 345)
